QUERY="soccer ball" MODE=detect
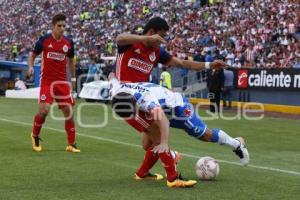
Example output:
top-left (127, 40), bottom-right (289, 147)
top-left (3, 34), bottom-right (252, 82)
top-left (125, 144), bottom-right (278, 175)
top-left (195, 157), bottom-right (219, 180)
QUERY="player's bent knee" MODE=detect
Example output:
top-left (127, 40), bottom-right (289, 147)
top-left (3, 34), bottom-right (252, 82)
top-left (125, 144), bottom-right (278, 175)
top-left (142, 136), bottom-right (152, 150)
top-left (61, 105), bottom-right (73, 120)
top-left (38, 103), bottom-right (50, 116)
top-left (209, 128), bottom-right (220, 143)
top-left (39, 108), bottom-right (49, 117)
top-left (198, 129), bottom-right (212, 142)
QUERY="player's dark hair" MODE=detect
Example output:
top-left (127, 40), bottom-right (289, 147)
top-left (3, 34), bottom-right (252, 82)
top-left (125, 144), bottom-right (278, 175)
top-left (52, 14), bottom-right (66, 25)
top-left (143, 17), bottom-right (169, 34)
top-left (111, 92), bottom-right (136, 118)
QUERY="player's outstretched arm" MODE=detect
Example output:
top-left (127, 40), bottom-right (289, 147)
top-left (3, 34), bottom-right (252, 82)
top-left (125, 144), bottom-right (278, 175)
top-left (168, 57), bottom-right (227, 71)
top-left (116, 34), bottom-right (166, 47)
top-left (116, 34), bottom-right (146, 46)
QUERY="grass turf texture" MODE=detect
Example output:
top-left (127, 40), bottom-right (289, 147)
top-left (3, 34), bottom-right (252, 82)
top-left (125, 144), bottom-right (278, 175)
top-left (0, 97), bottom-right (299, 200)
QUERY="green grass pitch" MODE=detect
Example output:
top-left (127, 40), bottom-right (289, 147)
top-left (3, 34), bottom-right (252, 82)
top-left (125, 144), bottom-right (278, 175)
top-left (0, 97), bottom-right (299, 200)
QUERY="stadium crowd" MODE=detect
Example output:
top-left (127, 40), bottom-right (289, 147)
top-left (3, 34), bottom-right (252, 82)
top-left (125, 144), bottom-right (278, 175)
top-left (0, 0), bottom-right (299, 68)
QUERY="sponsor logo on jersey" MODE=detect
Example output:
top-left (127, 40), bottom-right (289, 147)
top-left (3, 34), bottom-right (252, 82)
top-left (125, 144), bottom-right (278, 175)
top-left (237, 69), bottom-right (249, 89)
top-left (63, 45), bottom-right (68, 53)
top-left (128, 58), bottom-right (153, 74)
top-left (149, 52), bottom-right (156, 62)
top-left (48, 44), bottom-right (53, 48)
top-left (121, 84), bottom-right (150, 93)
top-left (47, 52), bottom-right (66, 61)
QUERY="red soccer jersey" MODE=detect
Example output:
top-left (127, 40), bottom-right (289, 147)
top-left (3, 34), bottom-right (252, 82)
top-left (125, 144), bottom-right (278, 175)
top-left (115, 42), bottom-right (172, 83)
top-left (32, 33), bottom-right (74, 82)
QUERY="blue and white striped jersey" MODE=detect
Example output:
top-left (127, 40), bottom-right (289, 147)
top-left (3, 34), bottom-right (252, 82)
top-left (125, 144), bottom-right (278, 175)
top-left (111, 80), bottom-right (184, 112)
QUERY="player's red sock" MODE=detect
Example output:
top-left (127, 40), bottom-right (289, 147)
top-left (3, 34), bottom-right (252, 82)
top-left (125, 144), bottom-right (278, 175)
top-left (136, 147), bottom-right (159, 177)
top-left (65, 119), bottom-right (76, 145)
top-left (32, 114), bottom-right (45, 136)
top-left (159, 151), bottom-right (178, 182)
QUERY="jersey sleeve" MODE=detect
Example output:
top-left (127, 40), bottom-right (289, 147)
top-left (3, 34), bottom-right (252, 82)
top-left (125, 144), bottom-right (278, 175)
top-left (67, 39), bottom-right (75, 58)
top-left (158, 47), bottom-right (172, 65)
top-left (32, 36), bottom-right (44, 56)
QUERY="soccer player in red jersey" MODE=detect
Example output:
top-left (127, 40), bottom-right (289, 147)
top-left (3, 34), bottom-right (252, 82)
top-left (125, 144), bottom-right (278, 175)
top-left (114, 17), bottom-right (227, 187)
top-left (27, 14), bottom-right (80, 153)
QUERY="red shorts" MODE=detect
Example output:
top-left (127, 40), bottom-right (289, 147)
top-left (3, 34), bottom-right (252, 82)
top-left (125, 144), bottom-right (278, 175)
top-left (39, 80), bottom-right (74, 109)
top-left (125, 110), bottom-right (154, 132)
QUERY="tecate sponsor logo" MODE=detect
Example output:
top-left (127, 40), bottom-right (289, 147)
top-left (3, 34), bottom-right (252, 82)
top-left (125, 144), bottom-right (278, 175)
top-left (47, 52), bottom-right (66, 61)
top-left (128, 58), bottom-right (153, 73)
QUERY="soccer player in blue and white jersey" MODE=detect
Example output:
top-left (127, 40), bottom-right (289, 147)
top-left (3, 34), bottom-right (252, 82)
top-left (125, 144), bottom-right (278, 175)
top-left (110, 76), bottom-right (249, 188)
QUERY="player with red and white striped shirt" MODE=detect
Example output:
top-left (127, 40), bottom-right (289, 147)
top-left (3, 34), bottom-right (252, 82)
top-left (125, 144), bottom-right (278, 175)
top-left (27, 14), bottom-right (80, 153)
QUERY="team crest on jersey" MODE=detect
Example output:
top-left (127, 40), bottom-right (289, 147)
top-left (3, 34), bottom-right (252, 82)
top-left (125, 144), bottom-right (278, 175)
top-left (183, 106), bottom-right (192, 117)
top-left (40, 94), bottom-right (46, 101)
top-left (63, 45), bottom-right (68, 53)
top-left (149, 52), bottom-right (156, 62)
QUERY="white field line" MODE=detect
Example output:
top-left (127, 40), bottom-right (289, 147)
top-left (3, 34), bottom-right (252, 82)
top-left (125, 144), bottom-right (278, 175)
top-left (0, 117), bottom-right (300, 176)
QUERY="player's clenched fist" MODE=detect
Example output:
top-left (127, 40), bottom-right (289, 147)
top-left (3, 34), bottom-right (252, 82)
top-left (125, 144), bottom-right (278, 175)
top-left (210, 60), bottom-right (228, 70)
top-left (144, 34), bottom-right (167, 47)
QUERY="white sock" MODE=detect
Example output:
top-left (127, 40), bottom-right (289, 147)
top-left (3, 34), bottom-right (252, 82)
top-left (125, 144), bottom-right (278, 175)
top-left (217, 130), bottom-right (240, 149)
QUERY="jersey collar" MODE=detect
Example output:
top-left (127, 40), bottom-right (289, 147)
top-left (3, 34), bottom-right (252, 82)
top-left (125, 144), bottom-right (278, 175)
top-left (51, 33), bottom-right (63, 42)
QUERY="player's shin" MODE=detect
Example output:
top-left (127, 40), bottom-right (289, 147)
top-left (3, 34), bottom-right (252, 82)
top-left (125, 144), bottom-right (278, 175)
top-left (32, 113), bottom-right (45, 136)
top-left (159, 150), bottom-right (178, 182)
top-left (210, 129), bottom-right (240, 149)
top-left (136, 147), bottom-right (160, 177)
top-left (65, 119), bottom-right (80, 153)
top-left (65, 119), bottom-right (76, 145)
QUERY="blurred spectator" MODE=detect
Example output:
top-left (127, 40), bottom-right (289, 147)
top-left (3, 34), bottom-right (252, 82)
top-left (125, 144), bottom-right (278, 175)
top-left (0, 0), bottom-right (299, 69)
top-left (14, 77), bottom-right (26, 90)
top-left (102, 60), bottom-right (115, 78)
top-left (293, 58), bottom-right (300, 69)
top-left (86, 58), bottom-right (103, 83)
top-left (232, 58), bottom-right (242, 68)
top-left (180, 56), bottom-right (190, 91)
top-left (222, 69), bottom-right (234, 110)
top-left (180, 68), bottom-right (189, 91)
top-left (207, 68), bottom-right (224, 113)
top-left (193, 49), bottom-right (206, 82)
top-left (160, 67), bottom-right (172, 89)
top-left (226, 50), bottom-right (235, 67)
top-left (149, 74), bottom-right (159, 84)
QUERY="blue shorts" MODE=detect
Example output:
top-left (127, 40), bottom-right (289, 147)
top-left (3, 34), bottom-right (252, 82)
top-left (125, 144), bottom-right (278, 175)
top-left (169, 96), bottom-right (207, 138)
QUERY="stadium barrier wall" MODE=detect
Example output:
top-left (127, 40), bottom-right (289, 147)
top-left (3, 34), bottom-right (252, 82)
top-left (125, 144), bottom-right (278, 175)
top-left (0, 60), bottom-right (40, 87)
top-left (189, 98), bottom-right (300, 115)
top-left (232, 68), bottom-right (300, 107)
